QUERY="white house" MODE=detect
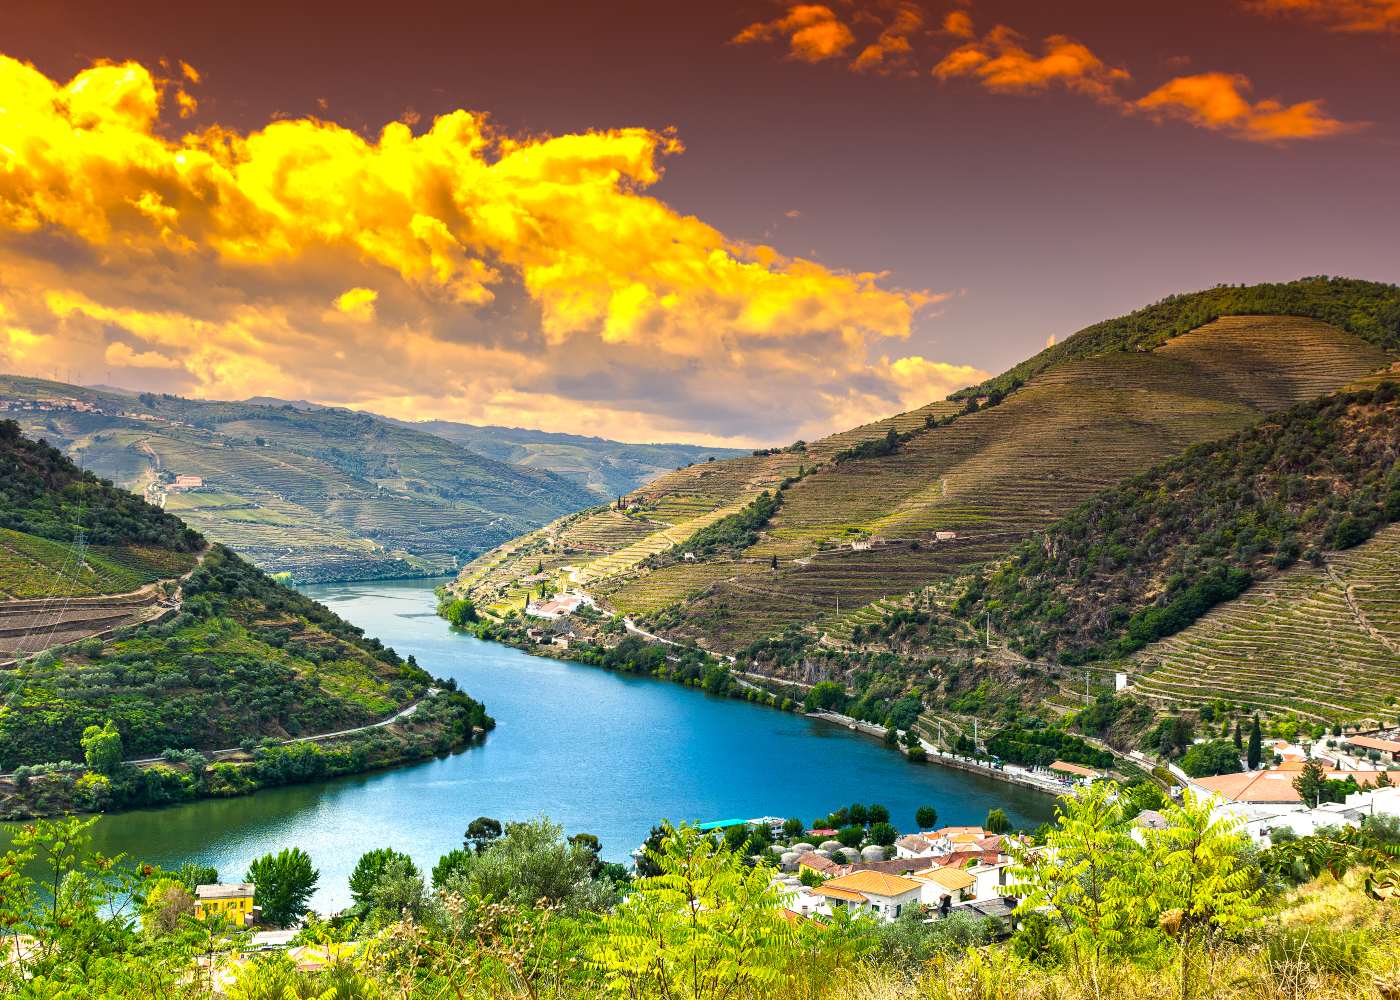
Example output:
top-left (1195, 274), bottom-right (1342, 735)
top-left (910, 865), bottom-right (976, 909)
top-left (811, 870), bottom-right (923, 923)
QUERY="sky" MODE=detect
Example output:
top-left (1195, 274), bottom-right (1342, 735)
top-left (0, 1), bottom-right (1397, 447)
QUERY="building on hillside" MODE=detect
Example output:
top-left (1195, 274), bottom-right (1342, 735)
top-left (194, 883), bottom-right (256, 925)
top-left (169, 474), bottom-right (205, 491)
top-left (894, 833), bottom-right (940, 859)
top-left (525, 592), bottom-right (591, 620)
top-left (1049, 760), bottom-right (1102, 785)
top-left (934, 531), bottom-right (957, 541)
top-left (812, 870), bottom-right (923, 923)
top-left (1190, 767), bottom-right (1384, 808)
top-left (1346, 734), bottom-right (1400, 764)
top-left (910, 865), bottom-right (976, 909)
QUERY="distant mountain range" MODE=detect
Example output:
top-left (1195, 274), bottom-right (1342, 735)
top-left (0, 381), bottom-right (743, 583)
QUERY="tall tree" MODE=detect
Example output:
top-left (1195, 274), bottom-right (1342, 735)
top-left (916, 805), bottom-right (938, 830)
top-left (245, 848), bottom-right (318, 927)
top-left (985, 808), bottom-right (1012, 834)
top-left (1292, 758), bottom-right (1328, 808)
top-left (1145, 793), bottom-right (1266, 1000)
top-left (347, 848), bottom-right (418, 909)
top-left (80, 721), bottom-right (123, 776)
top-left (1246, 714), bottom-right (1263, 771)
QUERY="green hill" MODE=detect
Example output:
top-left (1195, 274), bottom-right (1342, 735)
top-left (0, 421), bottom-right (492, 817)
top-left (0, 379), bottom-right (599, 582)
top-left (452, 279), bottom-right (1399, 657)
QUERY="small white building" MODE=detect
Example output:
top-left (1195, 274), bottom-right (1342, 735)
top-left (811, 870), bottom-right (923, 923)
top-left (910, 865), bottom-right (976, 908)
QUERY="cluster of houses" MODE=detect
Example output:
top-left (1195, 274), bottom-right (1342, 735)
top-left (768, 824), bottom-right (1025, 927)
top-left (1182, 735), bottom-right (1400, 846)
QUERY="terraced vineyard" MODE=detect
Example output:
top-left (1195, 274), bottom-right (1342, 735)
top-left (452, 307), bottom-right (1397, 653)
top-left (655, 316), bottom-right (1393, 651)
top-left (1130, 523), bottom-right (1400, 725)
top-left (0, 378), bottom-right (598, 582)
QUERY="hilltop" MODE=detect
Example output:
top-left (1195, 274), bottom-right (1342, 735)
top-left (452, 279), bottom-right (1399, 653)
top-left (0, 378), bottom-right (599, 583)
top-left (0, 420), bottom-right (492, 817)
top-left (383, 417), bottom-right (746, 500)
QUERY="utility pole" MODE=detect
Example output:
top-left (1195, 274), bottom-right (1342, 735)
top-left (984, 611), bottom-right (990, 648)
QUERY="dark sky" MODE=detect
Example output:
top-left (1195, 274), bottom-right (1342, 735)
top-left (2, 0), bottom-right (1397, 442)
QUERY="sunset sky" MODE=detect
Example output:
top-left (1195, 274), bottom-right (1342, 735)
top-left (1, 0), bottom-right (1397, 446)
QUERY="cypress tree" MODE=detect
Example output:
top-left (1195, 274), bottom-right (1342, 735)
top-left (1233, 720), bottom-right (1242, 751)
top-left (1247, 714), bottom-right (1262, 770)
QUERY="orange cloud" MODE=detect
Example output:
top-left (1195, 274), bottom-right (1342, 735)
top-left (732, 4), bottom-right (856, 63)
top-left (851, 3), bottom-right (925, 75)
top-left (942, 10), bottom-right (975, 39)
top-left (0, 52), bottom-right (960, 446)
top-left (933, 26), bottom-right (1130, 102)
top-left (1135, 72), bottom-right (1354, 142)
top-left (1244, 0), bottom-right (1400, 33)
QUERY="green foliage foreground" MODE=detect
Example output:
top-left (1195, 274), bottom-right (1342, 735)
top-left (0, 790), bottom-right (1396, 1000)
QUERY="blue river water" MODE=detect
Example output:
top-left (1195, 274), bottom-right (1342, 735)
top-left (14, 577), bottom-right (1055, 912)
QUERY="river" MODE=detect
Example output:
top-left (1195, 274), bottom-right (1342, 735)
top-left (8, 578), bottom-right (1055, 912)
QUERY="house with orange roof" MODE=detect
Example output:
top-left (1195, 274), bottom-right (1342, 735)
top-left (811, 870), bottom-right (923, 923)
top-left (910, 864), bottom-right (976, 908)
top-left (1190, 767), bottom-right (1383, 807)
top-left (1346, 734), bottom-right (1400, 764)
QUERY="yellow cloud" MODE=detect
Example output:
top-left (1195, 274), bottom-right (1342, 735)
top-left (732, 4), bottom-right (857, 63)
top-left (1135, 72), bottom-right (1354, 142)
top-left (933, 26), bottom-right (1130, 102)
top-left (104, 340), bottom-right (183, 370)
top-left (0, 52), bottom-right (969, 446)
top-left (334, 287), bottom-right (379, 321)
top-left (1244, 0), bottom-right (1400, 33)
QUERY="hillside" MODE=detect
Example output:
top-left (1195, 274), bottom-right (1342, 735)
top-left (0, 378), bottom-right (598, 582)
top-left (386, 418), bottom-right (746, 499)
top-left (1129, 521), bottom-right (1400, 725)
top-left (0, 422), bottom-right (492, 815)
top-left (452, 278), bottom-right (1399, 656)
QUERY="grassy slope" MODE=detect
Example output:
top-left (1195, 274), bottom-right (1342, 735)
top-left (0, 379), bottom-right (597, 582)
top-left (0, 423), bottom-right (490, 770)
top-left (1129, 522), bottom-right (1400, 724)
top-left (643, 315), bottom-right (1395, 652)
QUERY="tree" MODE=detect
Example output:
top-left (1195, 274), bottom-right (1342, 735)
top-left (464, 816), bottom-right (504, 854)
top-left (441, 817), bottom-right (614, 913)
top-left (1247, 714), bottom-right (1263, 770)
top-left (245, 848), bottom-right (318, 927)
top-left (1292, 758), bottom-right (1328, 808)
top-left (1145, 793), bottom-right (1266, 1000)
top-left (802, 681), bottom-right (846, 713)
top-left (443, 597), bottom-right (478, 628)
top-left (140, 877), bottom-right (194, 936)
top-left (1232, 721), bottom-right (1242, 750)
top-left (916, 805), bottom-right (938, 830)
top-left (590, 827), bottom-right (798, 999)
top-left (431, 848), bottom-right (471, 890)
top-left (1181, 740), bottom-right (1242, 778)
top-left (985, 808), bottom-right (1011, 834)
top-left (848, 803), bottom-right (869, 826)
top-left (883, 725), bottom-right (898, 747)
top-left (782, 817), bottom-right (805, 840)
top-left (900, 728), bottom-right (920, 750)
top-left (81, 720), bottom-right (123, 776)
top-left (348, 848), bottom-right (419, 909)
top-left (1008, 782), bottom-right (1152, 993)
top-left (836, 825), bottom-right (864, 848)
top-left (868, 822), bottom-right (897, 847)
top-left (867, 803), bottom-right (890, 825)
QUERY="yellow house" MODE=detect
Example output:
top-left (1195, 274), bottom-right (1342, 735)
top-left (194, 883), bottom-right (256, 925)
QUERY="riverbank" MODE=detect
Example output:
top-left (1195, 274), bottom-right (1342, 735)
top-left (805, 711), bottom-right (1069, 799)
top-left (0, 690), bottom-right (491, 820)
